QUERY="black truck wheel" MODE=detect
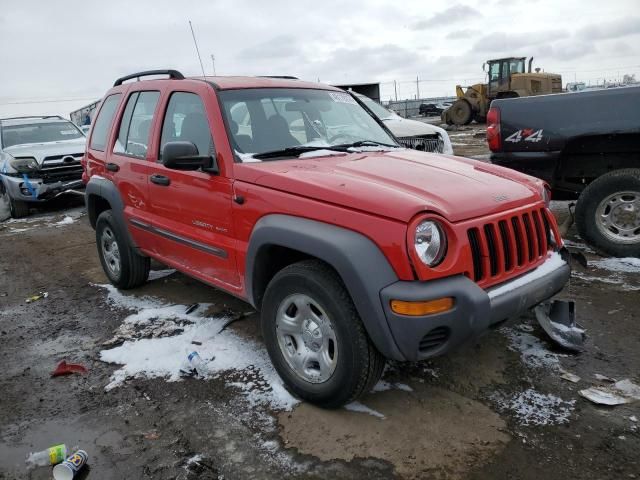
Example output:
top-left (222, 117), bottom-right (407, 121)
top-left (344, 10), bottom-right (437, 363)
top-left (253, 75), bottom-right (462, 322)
top-left (575, 169), bottom-right (640, 257)
top-left (96, 210), bottom-right (150, 289)
top-left (261, 260), bottom-right (385, 408)
top-left (9, 198), bottom-right (29, 219)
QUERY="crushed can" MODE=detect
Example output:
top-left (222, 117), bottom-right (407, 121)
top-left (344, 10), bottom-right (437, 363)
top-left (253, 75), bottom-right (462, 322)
top-left (52, 449), bottom-right (88, 480)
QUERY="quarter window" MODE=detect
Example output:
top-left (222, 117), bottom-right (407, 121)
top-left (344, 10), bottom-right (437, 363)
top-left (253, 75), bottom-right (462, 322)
top-left (160, 92), bottom-right (213, 160)
top-left (90, 94), bottom-right (121, 151)
top-left (114, 91), bottom-right (160, 158)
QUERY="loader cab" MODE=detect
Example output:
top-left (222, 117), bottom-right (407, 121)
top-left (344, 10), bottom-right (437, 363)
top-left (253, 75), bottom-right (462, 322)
top-left (486, 57), bottom-right (526, 98)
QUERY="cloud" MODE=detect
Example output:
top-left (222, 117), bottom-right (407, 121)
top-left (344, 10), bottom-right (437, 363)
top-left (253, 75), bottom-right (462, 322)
top-left (411, 5), bottom-right (481, 30)
top-left (471, 30), bottom-right (570, 54)
top-left (445, 29), bottom-right (481, 39)
top-left (576, 17), bottom-right (640, 40)
top-left (237, 35), bottom-right (303, 60)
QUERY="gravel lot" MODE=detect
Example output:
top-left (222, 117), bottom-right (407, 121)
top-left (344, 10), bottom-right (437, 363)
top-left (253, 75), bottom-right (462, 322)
top-left (1, 143), bottom-right (639, 479)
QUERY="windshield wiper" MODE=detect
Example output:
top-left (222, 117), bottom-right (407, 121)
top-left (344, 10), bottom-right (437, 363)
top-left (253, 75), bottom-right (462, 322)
top-left (252, 145), bottom-right (348, 160)
top-left (331, 140), bottom-right (398, 149)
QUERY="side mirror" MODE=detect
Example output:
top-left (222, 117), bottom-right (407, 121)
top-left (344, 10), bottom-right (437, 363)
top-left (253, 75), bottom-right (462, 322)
top-left (482, 62), bottom-right (486, 72)
top-left (161, 141), bottom-right (218, 173)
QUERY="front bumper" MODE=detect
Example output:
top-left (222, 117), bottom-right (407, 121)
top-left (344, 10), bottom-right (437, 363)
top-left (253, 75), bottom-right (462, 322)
top-left (380, 253), bottom-right (570, 361)
top-left (1, 174), bottom-right (84, 202)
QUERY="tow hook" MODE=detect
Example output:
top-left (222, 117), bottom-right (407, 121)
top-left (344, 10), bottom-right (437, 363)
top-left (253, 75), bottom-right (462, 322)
top-left (534, 300), bottom-right (586, 351)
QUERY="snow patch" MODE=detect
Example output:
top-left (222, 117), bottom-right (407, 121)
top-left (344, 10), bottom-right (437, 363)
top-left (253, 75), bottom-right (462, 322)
top-left (55, 216), bottom-right (75, 226)
top-left (501, 327), bottom-right (560, 370)
top-left (299, 149), bottom-right (347, 159)
top-left (494, 388), bottom-right (575, 426)
top-left (372, 380), bottom-right (414, 393)
top-left (96, 284), bottom-right (298, 411)
top-left (488, 253), bottom-right (566, 299)
top-left (344, 401), bottom-right (386, 419)
top-left (590, 257), bottom-right (640, 274)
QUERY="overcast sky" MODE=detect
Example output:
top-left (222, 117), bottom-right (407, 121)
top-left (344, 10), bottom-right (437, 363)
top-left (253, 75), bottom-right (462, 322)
top-left (1, 0), bottom-right (638, 118)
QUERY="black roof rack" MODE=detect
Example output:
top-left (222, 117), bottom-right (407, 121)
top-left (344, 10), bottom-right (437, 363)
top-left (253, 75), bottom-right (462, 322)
top-left (258, 76), bottom-right (299, 80)
top-left (113, 69), bottom-right (185, 87)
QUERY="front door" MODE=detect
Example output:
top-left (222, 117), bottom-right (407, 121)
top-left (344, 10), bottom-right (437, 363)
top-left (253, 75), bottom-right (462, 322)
top-left (146, 89), bottom-right (240, 290)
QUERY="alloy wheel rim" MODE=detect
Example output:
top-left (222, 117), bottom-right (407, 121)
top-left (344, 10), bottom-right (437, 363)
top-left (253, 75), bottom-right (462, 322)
top-left (101, 227), bottom-right (121, 277)
top-left (595, 190), bottom-right (640, 244)
top-left (275, 293), bottom-right (338, 384)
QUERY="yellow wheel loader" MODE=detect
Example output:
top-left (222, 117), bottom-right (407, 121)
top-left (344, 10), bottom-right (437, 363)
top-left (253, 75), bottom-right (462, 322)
top-left (442, 57), bottom-right (562, 126)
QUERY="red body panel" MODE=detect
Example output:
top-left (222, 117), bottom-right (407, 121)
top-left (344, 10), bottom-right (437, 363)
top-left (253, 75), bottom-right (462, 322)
top-left (85, 76), bottom-right (561, 302)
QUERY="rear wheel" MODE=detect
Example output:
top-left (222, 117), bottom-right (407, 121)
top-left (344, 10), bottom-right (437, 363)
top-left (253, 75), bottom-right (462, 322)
top-left (575, 169), bottom-right (640, 257)
top-left (261, 260), bottom-right (385, 408)
top-left (96, 210), bottom-right (150, 289)
top-left (448, 99), bottom-right (473, 126)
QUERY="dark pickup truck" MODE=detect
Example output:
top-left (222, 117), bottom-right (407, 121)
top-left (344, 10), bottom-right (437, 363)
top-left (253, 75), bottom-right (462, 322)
top-left (488, 86), bottom-right (640, 257)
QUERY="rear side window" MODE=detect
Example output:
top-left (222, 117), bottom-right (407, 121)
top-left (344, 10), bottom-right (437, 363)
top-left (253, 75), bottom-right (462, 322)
top-left (160, 92), bottom-right (213, 160)
top-left (90, 94), bottom-right (121, 151)
top-left (114, 91), bottom-right (160, 158)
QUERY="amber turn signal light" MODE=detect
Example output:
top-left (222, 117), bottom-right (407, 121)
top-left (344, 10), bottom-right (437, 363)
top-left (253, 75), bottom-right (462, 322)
top-left (390, 297), bottom-right (454, 316)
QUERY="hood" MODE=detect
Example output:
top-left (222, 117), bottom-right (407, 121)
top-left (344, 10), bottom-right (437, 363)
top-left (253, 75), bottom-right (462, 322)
top-left (383, 115), bottom-right (441, 138)
top-left (3, 137), bottom-right (86, 165)
top-left (235, 149), bottom-right (542, 223)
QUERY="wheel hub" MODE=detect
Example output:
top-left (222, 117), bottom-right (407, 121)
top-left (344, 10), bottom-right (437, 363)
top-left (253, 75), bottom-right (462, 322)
top-left (275, 293), bottom-right (338, 384)
top-left (596, 191), bottom-right (640, 244)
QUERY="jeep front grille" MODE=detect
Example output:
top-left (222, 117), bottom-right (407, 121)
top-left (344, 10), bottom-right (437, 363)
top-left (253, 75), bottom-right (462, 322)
top-left (467, 207), bottom-right (553, 286)
top-left (398, 134), bottom-right (444, 153)
top-left (39, 153), bottom-right (84, 184)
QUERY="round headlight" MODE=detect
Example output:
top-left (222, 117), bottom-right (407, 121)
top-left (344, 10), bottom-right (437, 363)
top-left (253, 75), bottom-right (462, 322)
top-left (414, 220), bottom-right (447, 266)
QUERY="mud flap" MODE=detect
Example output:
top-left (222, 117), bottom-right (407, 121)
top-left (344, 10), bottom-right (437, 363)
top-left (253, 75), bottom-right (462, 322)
top-left (534, 300), bottom-right (586, 352)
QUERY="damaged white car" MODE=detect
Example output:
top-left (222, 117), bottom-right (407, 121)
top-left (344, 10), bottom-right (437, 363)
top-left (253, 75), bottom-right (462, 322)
top-left (354, 93), bottom-right (454, 155)
top-left (0, 116), bottom-right (86, 218)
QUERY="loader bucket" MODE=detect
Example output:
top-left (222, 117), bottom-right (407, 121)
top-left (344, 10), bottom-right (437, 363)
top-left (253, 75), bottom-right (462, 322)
top-left (534, 300), bottom-right (586, 352)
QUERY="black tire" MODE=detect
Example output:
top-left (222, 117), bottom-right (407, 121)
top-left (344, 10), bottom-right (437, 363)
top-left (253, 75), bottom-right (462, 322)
top-left (95, 210), bottom-right (150, 289)
top-left (449, 99), bottom-right (472, 126)
top-left (8, 197), bottom-right (29, 218)
top-left (261, 260), bottom-right (385, 408)
top-left (575, 169), bottom-right (640, 257)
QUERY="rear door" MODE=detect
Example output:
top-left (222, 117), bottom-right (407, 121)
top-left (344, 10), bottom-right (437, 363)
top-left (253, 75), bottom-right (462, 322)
top-left (146, 86), bottom-right (240, 289)
top-left (107, 87), bottom-right (163, 251)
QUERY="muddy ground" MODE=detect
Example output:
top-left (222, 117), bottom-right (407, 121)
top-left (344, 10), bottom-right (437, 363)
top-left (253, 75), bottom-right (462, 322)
top-left (1, 146), bottom-right (639, 479)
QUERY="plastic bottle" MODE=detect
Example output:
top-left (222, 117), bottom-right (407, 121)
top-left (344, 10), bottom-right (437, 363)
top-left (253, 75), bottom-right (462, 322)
top-left (180, 351), bottom-right (207, 377)
top-left (25, 444), bottom-right (68, 468)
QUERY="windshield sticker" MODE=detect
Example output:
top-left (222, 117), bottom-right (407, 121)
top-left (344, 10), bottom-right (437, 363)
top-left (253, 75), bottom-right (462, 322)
top-left (328, 92), bottom-right (358, 105)
top-left (60, 130), bottom-right (78, 135)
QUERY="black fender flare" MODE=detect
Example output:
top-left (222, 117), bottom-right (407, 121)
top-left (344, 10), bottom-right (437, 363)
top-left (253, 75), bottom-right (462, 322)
top-left (85, 176), bottom-right (139, 250)
top-left (245, 214), bottom-right (405, 360)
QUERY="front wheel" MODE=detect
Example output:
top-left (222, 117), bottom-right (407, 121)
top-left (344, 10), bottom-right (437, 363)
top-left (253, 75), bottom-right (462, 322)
top-left (96, 210), bottom-right (150, 289)
top-left (575, 169), bottom-right (640, 257)
top-left (261, 260), bottom-right (385, 408)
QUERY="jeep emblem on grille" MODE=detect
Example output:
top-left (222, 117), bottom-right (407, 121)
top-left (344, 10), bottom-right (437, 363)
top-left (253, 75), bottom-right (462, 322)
top-left (493, 194), bottom-right (509, 202)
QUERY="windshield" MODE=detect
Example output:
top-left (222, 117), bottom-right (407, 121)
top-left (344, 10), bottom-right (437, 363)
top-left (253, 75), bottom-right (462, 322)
top-left (1, 121), bottom-right (84, 148)
top-left (219, 88), bottom-right (397, 161)
top-left (356, 94), bottom-right (394, 120)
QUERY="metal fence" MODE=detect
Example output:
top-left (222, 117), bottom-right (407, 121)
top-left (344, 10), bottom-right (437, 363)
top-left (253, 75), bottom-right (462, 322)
top-left (383, 96), bottom-right (456, 119)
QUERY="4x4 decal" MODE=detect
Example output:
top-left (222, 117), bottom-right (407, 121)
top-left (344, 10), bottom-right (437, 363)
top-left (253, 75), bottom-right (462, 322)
top-left (505, 129), bottom-right (544, 143)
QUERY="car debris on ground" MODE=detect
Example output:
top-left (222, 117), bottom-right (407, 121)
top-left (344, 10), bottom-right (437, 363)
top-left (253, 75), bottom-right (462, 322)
top-left (579, 379), bottom-right (640, 406)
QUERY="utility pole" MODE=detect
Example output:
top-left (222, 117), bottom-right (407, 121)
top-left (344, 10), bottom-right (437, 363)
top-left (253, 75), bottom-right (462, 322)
top-left (394, 80), bottom-right (398, 101)
top-left (416, 75), bottom-right (420, 100)
top-left (211, 54), bottom-right (217, 76)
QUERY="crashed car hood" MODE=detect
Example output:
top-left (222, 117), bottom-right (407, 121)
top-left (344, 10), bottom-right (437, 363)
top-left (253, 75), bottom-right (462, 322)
top-left (383, 115), bottom-right (442, 138)
top-left (2, 138), bottom-right (86, 165)
top-left (235, 149), bottom-right (542, 223)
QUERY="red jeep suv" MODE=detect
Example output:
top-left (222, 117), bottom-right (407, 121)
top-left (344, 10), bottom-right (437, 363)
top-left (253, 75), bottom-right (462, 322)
top-left (84, 70), bottom-right (570, 408)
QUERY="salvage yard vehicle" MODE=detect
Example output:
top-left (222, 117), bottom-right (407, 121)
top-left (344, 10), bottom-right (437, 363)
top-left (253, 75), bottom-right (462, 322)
top-left (85, 70), bottom-right (570, 408)
top-left (0, 116), bottom-right (86, 218)
top-left (442, 57), bottom-right (562, 126)
top-left (488, 85), bottom-right (640, 257)
top-left (354, 93), bottom-right (453, 154)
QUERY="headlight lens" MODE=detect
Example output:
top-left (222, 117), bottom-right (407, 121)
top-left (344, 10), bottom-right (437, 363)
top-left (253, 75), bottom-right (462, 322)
top-left (414, 220), bottom-right (447, 266)
top-left (10, 157), bottom-right (39, 174)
